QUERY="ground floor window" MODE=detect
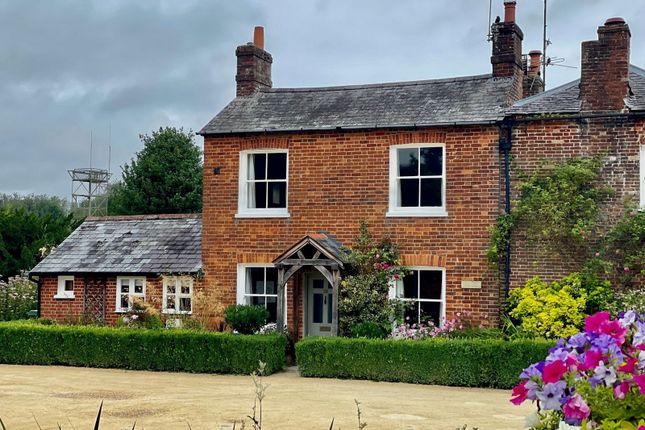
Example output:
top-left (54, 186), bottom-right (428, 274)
top-left (394, 267), bottom-right (445, 326)
top-left (237, 265), bottom-right (279, 323)
top-left (116, 276), bottom-right (146, 312)
top-left (163, 276), bottom-right (193, 314)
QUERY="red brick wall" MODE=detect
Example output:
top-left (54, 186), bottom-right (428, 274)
top-left (39, 275), bottom-right (172, 325)
top-left (508, 117), bottom-right (644, 288)
top-left (202, 126), bottom-right (504, 333)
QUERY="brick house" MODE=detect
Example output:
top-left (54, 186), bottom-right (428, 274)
top-left (33, 2), bottom-right (644, 336)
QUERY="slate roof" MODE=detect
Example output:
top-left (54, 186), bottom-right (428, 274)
top-left (30, 214), bottom-right (201, 275)
top-left (509, 65), bottom-right (645, 115)
top-left (200, 74), bottom-right (515, 135)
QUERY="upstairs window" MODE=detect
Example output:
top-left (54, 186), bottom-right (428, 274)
top-left (388, 144), bottom-right (447, 217)
top-left (237, 150), bottom-right (288, 218)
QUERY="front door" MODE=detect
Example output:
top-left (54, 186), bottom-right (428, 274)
top-left (306, 273), bottom-right (334, 336)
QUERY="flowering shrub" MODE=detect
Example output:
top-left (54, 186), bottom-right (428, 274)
top-left (118, 298), bottom-right (163, 329)
top-left (511, 311), bottom-right (645, 429)
top-left (338, 221), bottom-right (408, 335)
top-left (391, 311), bottom-right (497, 340)
top-left (0, 274), bottom-right (37, 321)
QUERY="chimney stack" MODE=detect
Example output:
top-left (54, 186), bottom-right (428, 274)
top-left (491, 0), bottom-right (524, 101)
top-left (523, 50), bottom-right (544, 97)
top-left (580, 17), bottom-right (631, 112)
top-left (236, 26), bottom-right (273, 97)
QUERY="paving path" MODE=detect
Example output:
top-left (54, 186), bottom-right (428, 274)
top-left (0, 364), bottom-right (532, 430)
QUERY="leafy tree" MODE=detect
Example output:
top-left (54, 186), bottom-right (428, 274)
top-left (0, 195), bottom-right (80, 278)
top-left (109, 127), bottom-right (202, 215)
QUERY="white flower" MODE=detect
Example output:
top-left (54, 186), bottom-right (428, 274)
top-left (557, 421), bottom-right (581, 430)
top-left (523, 412), bottom-right (540, 428)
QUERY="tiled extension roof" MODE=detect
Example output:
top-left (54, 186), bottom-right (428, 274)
top-left (30, 214), bottom-right (201, 275)
top-left (199, 74), bottom-right (515, 135)
top-left (509, 65), bottom-right (645, 115)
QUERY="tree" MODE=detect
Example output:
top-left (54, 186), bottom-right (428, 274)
top-left (109, 127), bottom-right (202, 215)
top-left (0, 195), bottom-right (80, 278)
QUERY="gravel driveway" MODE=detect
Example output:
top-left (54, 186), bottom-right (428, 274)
top-left (0, 364), bottom-right (531, 430)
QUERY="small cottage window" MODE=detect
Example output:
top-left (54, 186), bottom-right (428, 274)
top-left (55, 275), bottom-right (75, 299)
top-left (393, 267), bottom-right (445, 326)
top-left (116, 276), bottom-right (146, 312)
top-left (236, 265), bottom-right (281, 324)
top-left (237, 150), bottom-right (289, 218)
top-left (163, 276), bottom-right (193, 314)
top-left (387, 144), bottom-right (447, 217)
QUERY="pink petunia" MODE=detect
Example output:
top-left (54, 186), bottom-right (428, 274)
top-left (542, 360), bottom-right (568, 383)
top-left (562, 394), bottom-right (590, 421)
top-left (510, 381), bottom-right (528, 405)
top-left (580, 350), bottom-right (603, 371)
top-left (634, 374), bottom-right (645, 395)
top-left (618, 357), bottom-right (637, 374)
top-left (585, 311), bottom-right (611, 334)
top-left (599, 319), bottom-right (628, 345)
top-left (614, 381), bottom-right (630, 400)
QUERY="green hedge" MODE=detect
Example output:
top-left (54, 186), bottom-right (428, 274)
top-left (296, 337), bottom-right (553, 388)
top-left (0, 321), bottom-right (287, 375)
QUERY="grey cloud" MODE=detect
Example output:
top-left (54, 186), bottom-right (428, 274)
top-left (1, 0), bottom-right (644, 198)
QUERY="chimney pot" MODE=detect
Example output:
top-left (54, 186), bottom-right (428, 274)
top-left (528, 50), bottom-right (541, 76)
top-left (504, 1), bottom-right (516, 23)
top-left (253, 26), bottom-right (265, 50)
top-left (604, 17), bottom-right (626, 26)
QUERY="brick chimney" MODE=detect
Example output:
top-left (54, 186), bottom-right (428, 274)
top-left (236, 26), bottom-right (273, 97)
top-left (491, 1), bottom-right (524, 101)
top-left (523, 50), bottom-right (544, 97)
top-left (580, 18), bottom-right (631, 112)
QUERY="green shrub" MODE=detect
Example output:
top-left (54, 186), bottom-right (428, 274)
top-left (296, 337), bottom-right (552, 389)
top-left (0, 321), bottom-right (287, 375)
top-left (350, 321), bottom-right (389, 339)
top-left (224, 304), bottom-right (269, 334)
top-left (606, 287), bottom-right (645, 315)
top-left (507, 275), bottom-right (587, 339)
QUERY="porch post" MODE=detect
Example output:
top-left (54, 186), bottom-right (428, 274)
top-left (331, 267), bottom-right (340, 336)
top-left (277, 265), bottom-right (285, 334)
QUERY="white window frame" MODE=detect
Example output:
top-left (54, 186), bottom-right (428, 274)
top-left (55, 275), bottom-right (75, 299)
top-left (236, 263), bottom-right (287, 323)
top-left (389, 266), bottom-right (446, 326)
top-left (162, 276), bottom-right (193, 314)
top-left (236, 149), bottom-right (290, 218)
top-left (115, 276), bottom-right (146, 312)
top-left (387, 143), bottom-right (448, 217)
top-left (639, 145), bottom-right (645, 210)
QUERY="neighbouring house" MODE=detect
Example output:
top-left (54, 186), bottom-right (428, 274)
top-left (30, 214), bottom-right (201, 324)
top-left (32, 1), bottom-right (644, 337)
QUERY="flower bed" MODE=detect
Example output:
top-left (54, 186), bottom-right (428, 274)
top-left (511, 311), bottom-right (645, 429)
top-left (0, 321), bottom-right (287, 375)
top-left (296, 336), bottom-right (553, 388)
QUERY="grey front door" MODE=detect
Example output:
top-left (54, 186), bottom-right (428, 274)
top-left (306, 273), bottom-right (334, 336)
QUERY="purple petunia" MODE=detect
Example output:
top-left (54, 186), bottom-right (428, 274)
top-left (536, 381), bottom-right (567, 410)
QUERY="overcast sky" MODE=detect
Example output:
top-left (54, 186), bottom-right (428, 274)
top-left (1, 0), bottom-right (644, 198)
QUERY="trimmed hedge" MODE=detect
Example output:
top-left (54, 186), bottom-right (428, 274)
top-left (296, 336), bottom-right (553, 388)
top-left (0, 321), bottom-right (287, 375)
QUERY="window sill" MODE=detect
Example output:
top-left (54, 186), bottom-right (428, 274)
top-left (235, 211), bottom-right (290, 219)
top-left (162, 310), bottom-right (193, 315)
top-left (53, 294), bottom-right (75, 300)
top-left (386, 209), bottom-right (448, 218)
